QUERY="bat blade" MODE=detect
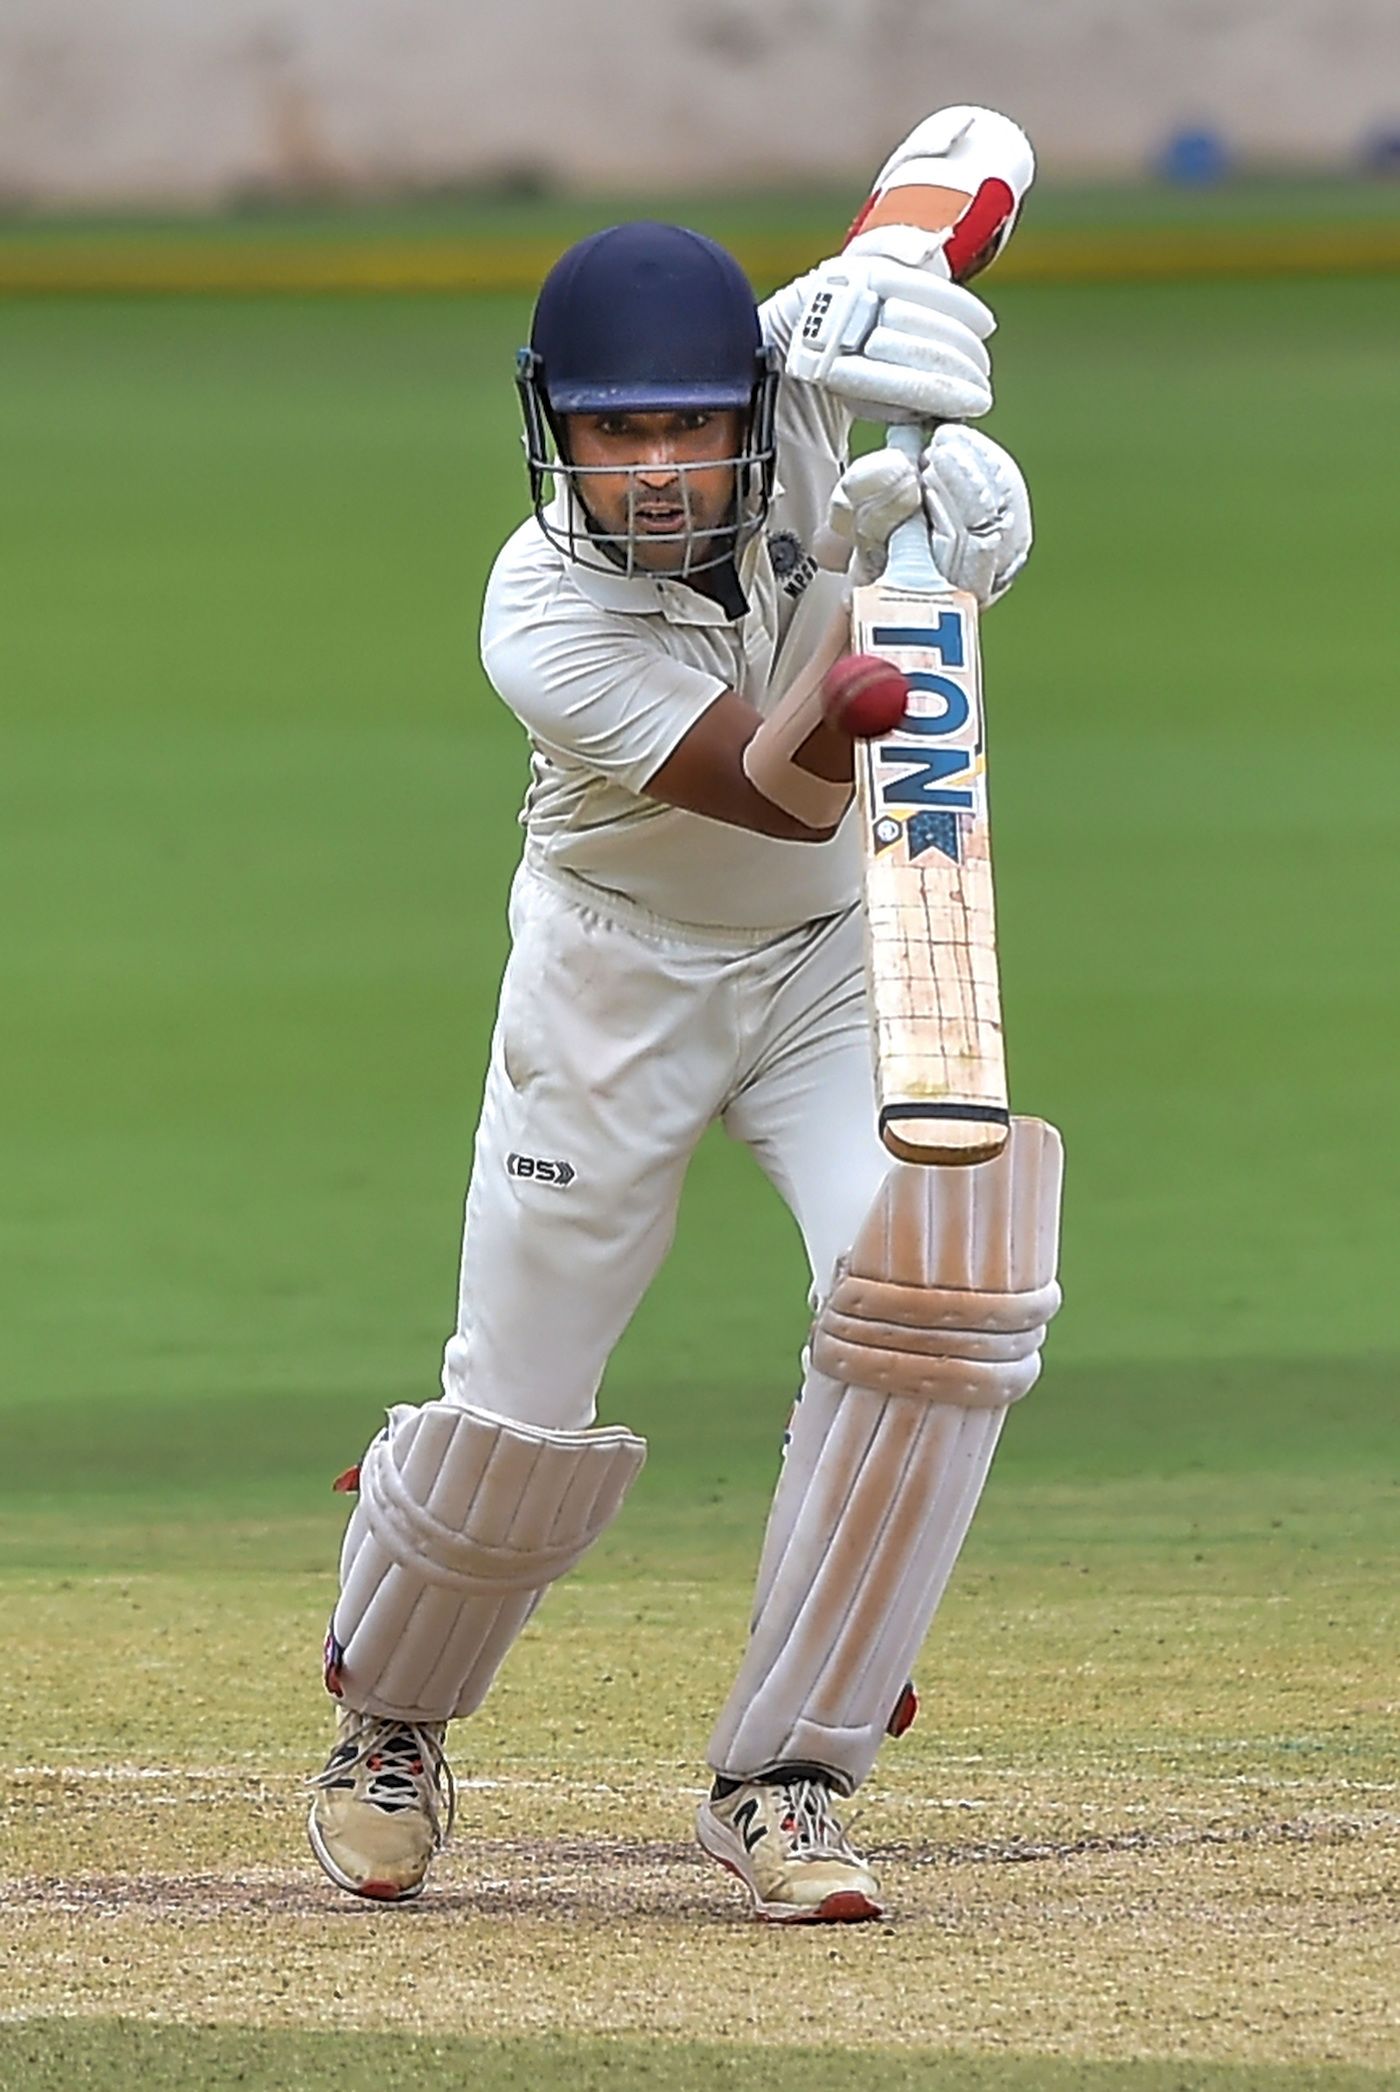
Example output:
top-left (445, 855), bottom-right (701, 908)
top-left (850, 571), bottom-right (1009, 1167)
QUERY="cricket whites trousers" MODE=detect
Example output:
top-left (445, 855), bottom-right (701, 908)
top-left (440, 854), bottom-right (892, 1433)
top-left (324, 848), bottom-right (1057, 1769)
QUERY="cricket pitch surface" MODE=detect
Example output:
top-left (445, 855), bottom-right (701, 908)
top-left (2, 1478), bottom-right (1396, 2092)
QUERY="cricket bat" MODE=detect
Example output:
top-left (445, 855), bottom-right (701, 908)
top-left (850, 421), bottom-right (1009, 1167)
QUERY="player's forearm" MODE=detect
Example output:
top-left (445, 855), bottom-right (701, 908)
top-left (645, 688), bottom-right (850, 843)
top-left (645, 628), bottom-right (911, 844)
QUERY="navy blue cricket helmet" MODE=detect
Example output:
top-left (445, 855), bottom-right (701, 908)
top-left (515, 221), bottom-right (779, 576)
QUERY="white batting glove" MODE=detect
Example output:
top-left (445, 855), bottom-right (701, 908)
top-left (785, 224), bottom-right (996, 423)
top-left (814, 448), bottom-right (922, 586)
top-left (816, 428), bottom-right (1032, 608)
top-left (919, 425), bottom-right (1032, 606)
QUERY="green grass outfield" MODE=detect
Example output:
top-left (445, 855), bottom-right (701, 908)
top-left (1, 277), bottom-right (1398, 2085)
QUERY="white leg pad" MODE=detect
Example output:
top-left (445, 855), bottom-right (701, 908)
top-left (327, 1400), bottom-right (646, 1723)
top-left (707, 1116), bottom-right (1062, 1793)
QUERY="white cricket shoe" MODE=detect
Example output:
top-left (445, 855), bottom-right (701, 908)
top-left (696, 1774), bottom-right (883, 1923)
top-left (307, 1707), bottom-right (454, 1901)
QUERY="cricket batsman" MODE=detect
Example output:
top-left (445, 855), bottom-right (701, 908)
top-left (308, 105), bottom-right (1063, 1922)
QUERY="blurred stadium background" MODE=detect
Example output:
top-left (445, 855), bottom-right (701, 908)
top-left (1, 0), bottom-right (1399, 290)
top-left (4, 0), bottom-right (1400, 199)
top-left (2, 6), bottom-right (1398, 2090)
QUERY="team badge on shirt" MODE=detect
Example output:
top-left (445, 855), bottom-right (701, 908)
top-left (767, 530), bottom-right (817, 601)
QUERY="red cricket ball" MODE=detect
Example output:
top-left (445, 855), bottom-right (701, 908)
top-left (821, 653), bottom-right (909, 739)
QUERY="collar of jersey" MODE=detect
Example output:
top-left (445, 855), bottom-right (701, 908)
top-left (546, 485), bottom-right (777, 625)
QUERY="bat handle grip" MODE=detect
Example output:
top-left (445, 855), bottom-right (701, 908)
top-left (881, 421), bottom-right (952, 592)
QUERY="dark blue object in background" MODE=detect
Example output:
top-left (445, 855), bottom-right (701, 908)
top-left (1157, 126), bottom-right (1233, 185)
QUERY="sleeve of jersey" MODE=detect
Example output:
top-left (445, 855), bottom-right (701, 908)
top-left (483, 600), bottom-right (728, 795)
top-left (757, 274), bottom-right (845, 518)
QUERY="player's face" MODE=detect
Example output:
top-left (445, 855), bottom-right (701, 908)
top-left (564, 409), bottom-right (745, 574)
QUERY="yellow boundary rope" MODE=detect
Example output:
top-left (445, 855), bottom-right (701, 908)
top-left (1, 224), bottom-right (1396, 295)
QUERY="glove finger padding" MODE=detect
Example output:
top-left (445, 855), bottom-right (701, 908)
top-left (921, 425), bottom-right (1033, 607)
top-left (821, 353), bottom-right (992, 423)
top-left (852, 261), bottom-right (996, 341)
top-left (786, 251), bottom-right (996, 422)
top-left (876, 293), bottom-right (993, 359)
top-left (818, 448), bottom-right (921, 579)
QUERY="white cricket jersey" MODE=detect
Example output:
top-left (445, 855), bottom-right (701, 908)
top-left (480, 276), bottom-right (865, 934)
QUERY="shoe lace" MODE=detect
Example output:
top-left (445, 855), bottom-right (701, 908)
top-left (775, 1777), bottom-right (861, 1864)
top-left (309, 1715), bottom-right (456, 1850)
